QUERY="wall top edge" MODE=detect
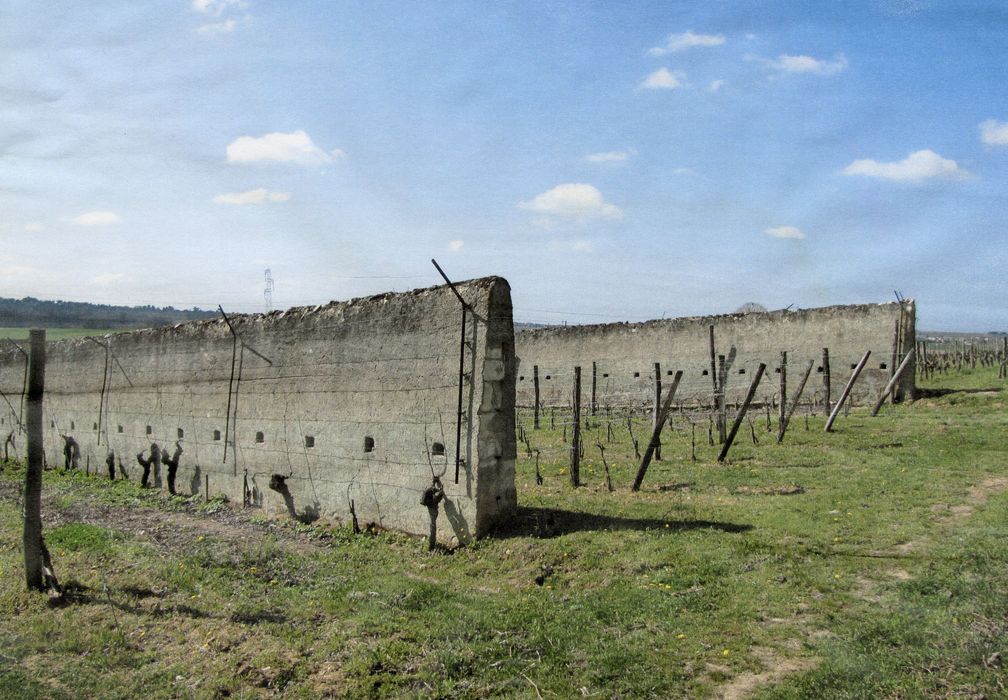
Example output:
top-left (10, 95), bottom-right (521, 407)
top-left (516, 299), bottom-right (916, 340)
top-left (31, 276), bottom-right (511, 351)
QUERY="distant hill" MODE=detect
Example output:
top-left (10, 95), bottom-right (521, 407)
top-left (0, 297), bottom-right (218, 330)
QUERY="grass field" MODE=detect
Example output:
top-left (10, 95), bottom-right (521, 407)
top-left (0, 367), bottom-right (1005, 698)
top-left (0, 328), bottom-right (121, 341)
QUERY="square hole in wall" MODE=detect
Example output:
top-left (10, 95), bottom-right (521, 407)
top-left (850, 364), bottom-right (857, 369)
top-left (213, 429), bottom-right (221, 441)
top-left (364, 436), bottom-right (375, 452)
top-left (70, 421), bottom-right (75, 430)
top-left (177, 428), bottom-right (184, 439)
top-left (739, 368), bottom-right (746, 374)
top-left (146, 425), bottom-right (152, 435)
top-left (305, 435), bottom-right (315, 448)
top-left (519, 376), bottom-right (524, 381)
top-left (633, 372), bottom-right (640, 378)
top-left (117, 425), bottom-right (123, 433)
top-left (774, 367), bottom-right (780, 373)
top-left (666, 370), bottom-right (675, 376)
top-left (817, 366), bottom-right (824, 373)
top-left (431, 442), bottom-right (445, 456)
top-left (879, 363), bottom-right (888, 370)
top-left (255, 431), bottom-right (264, 443)
top-left (702, 369), bottom-right (709, 376)
top-left (93, 422), bottom-right (98, 431)
top-left (545, 375), bottom-right (551, 380)
top-left (51, 420), bottom-right (55, 428)
top-left (602, 373), bottom-right (609, 378)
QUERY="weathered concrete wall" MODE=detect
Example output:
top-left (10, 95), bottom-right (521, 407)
top-left (0, 278), bottom-right (517, 545)
top-left (515, 301), bottom-right (916, 410)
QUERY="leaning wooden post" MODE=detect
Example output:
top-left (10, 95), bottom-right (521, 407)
top-left (708, 325), bottom-right (718, 405)
top-left (632, 370), bottom-right (683, 491)
top-left (822, 347), bottom-right (831, 412)
top-left (717, 363), bottom-right (766, 462)
top-left (532, 365), bottom-right (540, 429)
top-left (778, 359), bottom-right (814, 443)
top-left (825, 350), bottom-right (871, 432)
top-left (871, 349), bottom-right (916, 416)
top-left (652, 362), bottom-right (662, 461)
top-left (23, 329), bottom-right (46, 590)
top-left (570, 366), bottom-right (581, 487)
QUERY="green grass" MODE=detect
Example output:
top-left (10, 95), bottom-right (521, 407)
top-left (0, 328), bottom-right (123, 341)
top-left (0, 367), bottom-right (1005, 697)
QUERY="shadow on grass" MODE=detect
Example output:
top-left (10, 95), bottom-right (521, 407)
top-left (49, 580), bottom-right (211, 620)
top-left (494, 505), bottom-right (752, 539)
top-left (916, 386), bottom-right (1003, 398)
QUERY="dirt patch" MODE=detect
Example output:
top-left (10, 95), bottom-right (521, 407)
top-left (0, 476), bottom-right (328, 557)
top-left (968, 476), bottom-right (1008, 505)
top-left (716, 646), bottom-right (818, 700)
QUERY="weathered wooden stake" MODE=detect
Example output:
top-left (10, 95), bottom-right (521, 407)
top-left (778, 359), bottom-right (814, 443)
top-left (23, 329), bottom-right (46, 591)
top-left (533, 365), bottom-right (540, 429)
top-left (779, 351), bottom-right (787, 434)
top-left (871, 349), bottom-right (916, 416)
top-left (708, 324), bottom-right (718, 403)
top-left (632, 370), bottom-right (683, 491)
top-left (822, 347), bottom-right (831, 412)
top-left (717, 354), bottom-right (727, 444)
top-left (825, 350), bottom-right (871, 432)
top-left (717, 363), bottom-right (766, 462)
top-left (652, 362), bottom-right (662, 461)
top-left (570, 367), bottom-right (581, 487)
top-left (591, 361), bottom-right (597, 417)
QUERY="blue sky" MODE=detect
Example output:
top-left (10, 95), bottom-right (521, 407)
top-left (2, 1), bottom-right (1007, 330)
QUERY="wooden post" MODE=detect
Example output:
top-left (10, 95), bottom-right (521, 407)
top-left (23, 329), bottom-right (46, 590)
top-left (825, 350), bottom-right (871, 432)
top-left (779, 351), bottom-right (787, 434)
top-left (871, 349), bottom-right (916, 416)
top-left (652, 362), bottom-right (662, 461)
top-left (533, 365), bottom-right (540, 429)
top-left (717, 364), bottom-right (766, 462)
top-left (591, 361), bottom-right (597, 417)
top-left (570, 367), bottom-right (581, 487)
top-left (717, 354), bottom-right (727, 444)
top-left (708, 325), bottom-right (718, 405)
top-left (822, 348), bottom-right (831, 412)
top-left (778, 359), bottom-right (814, 443)
top-left (632, 371), bottom-right (683, 491)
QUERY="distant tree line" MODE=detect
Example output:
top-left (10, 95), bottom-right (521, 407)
top-left (0, 297), bottom-right (218, 329)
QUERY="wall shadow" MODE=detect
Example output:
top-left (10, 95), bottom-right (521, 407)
top-left (915, 386), bottom-right (1002, 398)
top-left (492, 505), bottom-right (752, 540)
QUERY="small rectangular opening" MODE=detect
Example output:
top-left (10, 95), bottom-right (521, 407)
top-left (146, 425), bottom-right (152, 435)
top-left (305, 435), bottom-right (315, 448)
top-left (213, 429), bottom-right (221, 441)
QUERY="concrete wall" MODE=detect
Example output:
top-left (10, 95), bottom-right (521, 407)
top-left (0, 277), bottom-right (517, 545)
top-left (515, 301), bottom-right (916, 410)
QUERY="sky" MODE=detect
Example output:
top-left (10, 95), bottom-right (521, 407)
top-left (2, 0), bottom-right (1007, 330)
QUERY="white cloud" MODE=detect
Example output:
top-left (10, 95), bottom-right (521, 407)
top-left (842, 149), bottom-right (970, 183)
top-left (707, 79), bottom-right (725, 93)
top-left (213, 188), bottom-right (290, 205)
top-left (72, 211), bottom-right (120, 226)
top-left (671, 167), bottom-right (693, 176)
top-left (226, 130), bottom-right (344, 166)
top-left (765, 226), bottom-right (805, 240)
top-left (649, 31), bottom-right (725, 56)
top-left (449, 240), bottom-right (464, 251)
top-left (197, 19), bottom-right (237, 35)
top-left (192, 0), bottom-right (246, 16)
top-left (639, 68), bottom-right (686, 90)
top-left (91, 273), bottom-right (126, 285)
top-left (749, 53), bottom-right (848, 76)
top-left (980, 119), bottom-right (1008, 146)
top-left (519, 183), bottom-right (622, 221)
top-left (24, 222), bottom-right (42, 232)
top-left (584, 149), bottom-right (634, 164)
